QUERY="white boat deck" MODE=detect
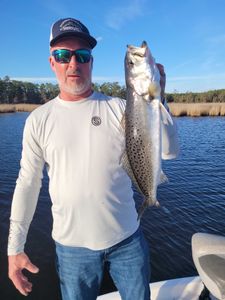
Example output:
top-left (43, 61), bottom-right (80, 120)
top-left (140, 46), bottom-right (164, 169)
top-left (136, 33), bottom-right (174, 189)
top-left (98, 276), bottom-right (219, 300)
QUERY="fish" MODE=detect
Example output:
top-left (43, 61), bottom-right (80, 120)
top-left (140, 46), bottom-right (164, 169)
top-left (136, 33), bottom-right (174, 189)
top-left (123, 41), bottom-right (172, 218)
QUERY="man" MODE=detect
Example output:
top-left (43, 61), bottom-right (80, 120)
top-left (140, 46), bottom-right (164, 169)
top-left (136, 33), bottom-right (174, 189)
top-left (8, 18), bottom-right (179, 300)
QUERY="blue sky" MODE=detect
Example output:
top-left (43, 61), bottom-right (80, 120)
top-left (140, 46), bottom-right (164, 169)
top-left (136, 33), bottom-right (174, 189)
top-left (0, 0), bottom-right (225, 93)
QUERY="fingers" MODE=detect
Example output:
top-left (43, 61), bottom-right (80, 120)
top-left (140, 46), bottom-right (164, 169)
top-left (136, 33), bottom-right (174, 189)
top-left (11, 271), bottom-right (33, 296)
top-left (156, 63), bottom-right (165, 76)
top-left (8, 253), bottom-right (39, 296)
top-left (156, 63), bottom-right (166, 100)
top-left (24, 260), bottom-right (39, 274)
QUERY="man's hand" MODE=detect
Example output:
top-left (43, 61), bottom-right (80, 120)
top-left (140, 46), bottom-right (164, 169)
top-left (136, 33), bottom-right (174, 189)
top-left (8, 252), bottom-right (39, 296)
top-left (156, 63), bottom-right (166, 100)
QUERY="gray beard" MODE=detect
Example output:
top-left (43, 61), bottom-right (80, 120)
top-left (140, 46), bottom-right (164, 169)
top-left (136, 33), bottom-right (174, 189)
top-left (59, 78), bottom-right (92, 96)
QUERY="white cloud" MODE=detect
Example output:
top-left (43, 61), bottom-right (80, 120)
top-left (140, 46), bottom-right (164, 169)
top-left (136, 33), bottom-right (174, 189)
top-left (206, 34), bottom-right (225, 46)
top-left (11, 77), bottom-right (57, 83)
top-left (11, 76), bottom-right (124, 85)
top-left (201, 33), bottom-right (225, 71)
top-left (166, 73), bottom-right (225, 93)
top-left (96, 36), bottom-right (103, 42)
top-left (168, 74), bottom-right (221, 82)
top-left (11, 72), bottom-right (225, 93)
top-left (39, 0), bottom-right (71, 18)
top-left (93, 76), bottom-right (124, 84)
top-left (105, 0), bottom-right (146, 30)
top-left (169, 60), bottom-right (195, 72)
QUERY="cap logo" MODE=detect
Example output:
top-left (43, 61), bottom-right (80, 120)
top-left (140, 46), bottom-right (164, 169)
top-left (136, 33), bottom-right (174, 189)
top-left (60, 19), bottom-right (83, 32)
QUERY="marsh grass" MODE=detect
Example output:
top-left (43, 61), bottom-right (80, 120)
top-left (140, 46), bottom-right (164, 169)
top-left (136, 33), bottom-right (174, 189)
top-left (0, 103), bottom-right (40, 113)
top-left (168, 103), bottom-right (225, 117)
top-left (1, 102), bottom-right (225, 117)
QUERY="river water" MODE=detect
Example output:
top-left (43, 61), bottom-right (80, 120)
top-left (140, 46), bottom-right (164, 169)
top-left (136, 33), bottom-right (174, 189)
top-left (0, 112), bottom-right (225, 299)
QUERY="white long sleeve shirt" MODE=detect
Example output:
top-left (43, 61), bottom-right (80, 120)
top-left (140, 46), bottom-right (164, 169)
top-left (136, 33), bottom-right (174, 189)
top-left (8, 91), bottom-right (179, 255)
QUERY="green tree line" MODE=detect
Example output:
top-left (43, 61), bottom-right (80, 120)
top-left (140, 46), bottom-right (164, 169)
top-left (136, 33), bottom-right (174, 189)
top-left (166, 89), bottom-right (225, 103)
top-left (0, 76), bottom-right (126, 104)
top-left (0, 76), bottom-right (59, 104)
top-left (0, 76), bottom-right (225, 103)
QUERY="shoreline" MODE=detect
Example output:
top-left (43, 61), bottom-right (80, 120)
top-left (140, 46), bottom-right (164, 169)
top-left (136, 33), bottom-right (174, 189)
top-left (1, 102), bottom-right (225, 117)
top-left (0, 103), bottom-right (40, 113)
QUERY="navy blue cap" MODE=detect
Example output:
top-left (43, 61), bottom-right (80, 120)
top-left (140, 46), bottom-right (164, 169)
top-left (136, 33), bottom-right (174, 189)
top-left (50, 18), bottom-right (97, 48)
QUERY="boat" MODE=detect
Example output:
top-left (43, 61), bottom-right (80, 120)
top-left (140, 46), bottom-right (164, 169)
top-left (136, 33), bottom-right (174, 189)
top-left (98, 232), bottom-right (225, 300)
top-left (192, 232), bottom-right (225, 300)
top-left (97, 276), bottom-right (218, 299)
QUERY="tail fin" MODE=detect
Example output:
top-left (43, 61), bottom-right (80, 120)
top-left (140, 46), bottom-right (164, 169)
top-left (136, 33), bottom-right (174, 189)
top-left (137, 198), bottom-right (160, 220)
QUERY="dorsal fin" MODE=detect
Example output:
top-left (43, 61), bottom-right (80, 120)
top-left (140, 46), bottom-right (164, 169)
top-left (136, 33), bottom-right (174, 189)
top-left (141, 41), bottom-right (147, 48)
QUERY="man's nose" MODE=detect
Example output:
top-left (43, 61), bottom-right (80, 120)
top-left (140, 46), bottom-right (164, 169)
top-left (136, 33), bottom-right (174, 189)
top-left (69, 55), bottom-right (78, 68)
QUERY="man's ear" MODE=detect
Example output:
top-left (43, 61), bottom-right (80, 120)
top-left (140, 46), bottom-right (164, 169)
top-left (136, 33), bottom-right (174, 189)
top-left (49, 56), bottom-right (56, 72)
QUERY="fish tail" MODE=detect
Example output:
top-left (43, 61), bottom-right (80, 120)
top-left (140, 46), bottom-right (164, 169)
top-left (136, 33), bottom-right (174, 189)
top-left (137, 199), bottom-right (160, 220)
top-left (137, 201), bottom-right (148, 220)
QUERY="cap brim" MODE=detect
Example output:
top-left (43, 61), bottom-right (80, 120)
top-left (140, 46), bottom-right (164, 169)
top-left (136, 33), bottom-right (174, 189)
top-left (50, 31), bottom-right (97, 49)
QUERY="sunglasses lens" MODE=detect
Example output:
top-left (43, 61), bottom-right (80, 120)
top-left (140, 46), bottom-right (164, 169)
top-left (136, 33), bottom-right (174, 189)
top-left (53, 49), bottom-right (71, 63)
top-left (52, 49), bottom-right (91, 64)
top-left (75, 49), bottom-right (91, 63)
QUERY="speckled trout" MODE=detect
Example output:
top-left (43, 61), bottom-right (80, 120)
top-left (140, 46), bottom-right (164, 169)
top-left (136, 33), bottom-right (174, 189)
top-left (123, 41), bottom-right (171, 218)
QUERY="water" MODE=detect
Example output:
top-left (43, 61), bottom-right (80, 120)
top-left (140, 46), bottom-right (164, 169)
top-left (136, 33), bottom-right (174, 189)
top-left (0, 113), bottom-right (225, 299)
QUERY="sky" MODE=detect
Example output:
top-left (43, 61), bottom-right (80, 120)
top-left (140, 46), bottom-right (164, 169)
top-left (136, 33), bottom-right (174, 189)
top-left (0, 0), bottom-right (225, 93)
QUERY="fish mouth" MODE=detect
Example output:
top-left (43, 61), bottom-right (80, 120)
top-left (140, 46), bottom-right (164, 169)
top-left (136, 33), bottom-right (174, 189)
top-left (128, 59), bottom-right (134, 66)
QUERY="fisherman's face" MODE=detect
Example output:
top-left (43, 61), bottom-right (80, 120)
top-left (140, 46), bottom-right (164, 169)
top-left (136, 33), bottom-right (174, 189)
top-left (49, 37), bottom-right (93, 101)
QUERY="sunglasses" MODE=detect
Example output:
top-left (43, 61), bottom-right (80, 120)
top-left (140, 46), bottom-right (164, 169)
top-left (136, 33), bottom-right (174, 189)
top-left (52, 49), bottom-right (92, 64)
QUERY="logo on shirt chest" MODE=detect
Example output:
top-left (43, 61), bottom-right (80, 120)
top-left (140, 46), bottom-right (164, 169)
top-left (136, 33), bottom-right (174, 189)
top-left (91, 116), bottom-right (101, 126)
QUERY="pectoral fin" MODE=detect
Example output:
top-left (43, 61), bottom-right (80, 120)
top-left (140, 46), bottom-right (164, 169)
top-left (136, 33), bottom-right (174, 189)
top-left (160, 102), bottom-right (173, 125)
top-left (160, 171), bottom-right (168, 184)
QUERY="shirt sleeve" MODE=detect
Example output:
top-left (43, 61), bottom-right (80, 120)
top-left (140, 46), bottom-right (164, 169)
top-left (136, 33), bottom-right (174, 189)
top-left (8, 114), bottom-right (45, 255)
top-left (161, 99), bottom-right (180, 160)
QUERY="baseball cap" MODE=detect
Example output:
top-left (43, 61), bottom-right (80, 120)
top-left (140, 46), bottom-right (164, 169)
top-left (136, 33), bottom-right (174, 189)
top-left (50, 18), bottom-right (97, 48)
